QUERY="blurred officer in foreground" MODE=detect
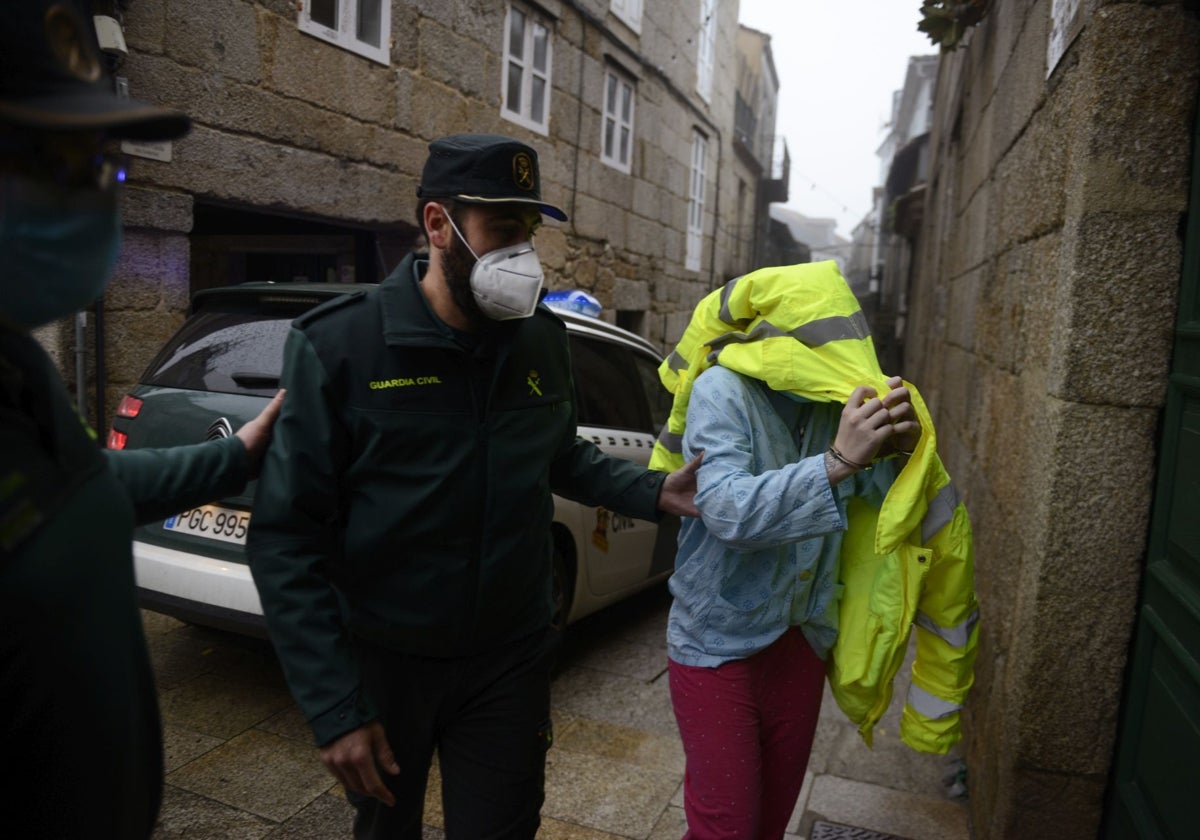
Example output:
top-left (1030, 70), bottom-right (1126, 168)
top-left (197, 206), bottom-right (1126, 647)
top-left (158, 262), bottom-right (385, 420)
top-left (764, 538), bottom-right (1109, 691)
top-left (0, 3), bottom-right (282, 837)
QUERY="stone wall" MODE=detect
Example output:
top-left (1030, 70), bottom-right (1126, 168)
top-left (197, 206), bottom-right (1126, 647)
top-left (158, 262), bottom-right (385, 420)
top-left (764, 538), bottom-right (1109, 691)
top-left (62, 0), bottom-right (757, 430)
top-left (905, 1), bottom-right (1200, 836)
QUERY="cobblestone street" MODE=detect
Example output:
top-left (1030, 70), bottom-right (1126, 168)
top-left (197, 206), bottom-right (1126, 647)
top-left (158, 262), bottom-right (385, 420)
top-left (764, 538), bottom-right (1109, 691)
top-left (146, 585), bottom-right (968, 839)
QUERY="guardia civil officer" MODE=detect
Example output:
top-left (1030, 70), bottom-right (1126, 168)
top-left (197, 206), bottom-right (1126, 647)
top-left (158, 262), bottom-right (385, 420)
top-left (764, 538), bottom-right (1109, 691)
top-left (247, 134), bottom-right (701, 839)
top-left (0, 3), bottom-right (283, 838)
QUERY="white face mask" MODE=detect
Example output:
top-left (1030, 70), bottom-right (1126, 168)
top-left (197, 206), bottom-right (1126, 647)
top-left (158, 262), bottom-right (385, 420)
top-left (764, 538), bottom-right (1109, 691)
top-left (444, 211), bottom-right (545, 321)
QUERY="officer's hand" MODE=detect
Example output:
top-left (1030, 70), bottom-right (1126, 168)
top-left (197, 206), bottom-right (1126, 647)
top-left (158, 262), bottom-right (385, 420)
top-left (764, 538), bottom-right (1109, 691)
top-left (319, 721), bottom-right (400, 807)
top-left (234, 389), bottom-right (285, 479)
top-left (658, 452), bottom-right (703, 518)
top-left (879, 375), bottom-right (921, 455)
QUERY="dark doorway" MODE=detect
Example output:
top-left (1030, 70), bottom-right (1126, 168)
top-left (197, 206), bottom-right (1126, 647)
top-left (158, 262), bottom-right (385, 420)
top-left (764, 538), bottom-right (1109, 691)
top-left (188, 203), bottom-right (420, 295)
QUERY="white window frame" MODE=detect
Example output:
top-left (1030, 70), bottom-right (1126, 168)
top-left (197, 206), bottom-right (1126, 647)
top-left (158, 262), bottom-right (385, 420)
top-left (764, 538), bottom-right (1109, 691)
top-left (600, 66), bottom-right (635, 173)
top-left (297, 0), bottom-right (390, 66)
top-left (696, 0), bottom-right (717, 103)
top-left (611, 0), bottom-right (643, 33)
top-left (501, 2), bottom-right (553, 136)
top-left (686, 131), bottom-right (707, 273)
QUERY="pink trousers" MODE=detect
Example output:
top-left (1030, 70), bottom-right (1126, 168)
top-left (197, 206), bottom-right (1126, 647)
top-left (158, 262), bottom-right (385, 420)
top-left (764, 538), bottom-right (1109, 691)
top-left (668, 628), bottom-right (826, 840)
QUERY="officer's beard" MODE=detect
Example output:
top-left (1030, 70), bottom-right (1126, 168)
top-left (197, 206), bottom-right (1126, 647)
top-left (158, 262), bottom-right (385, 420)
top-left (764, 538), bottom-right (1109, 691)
top-left (441, 230), bottom-right (491, 332)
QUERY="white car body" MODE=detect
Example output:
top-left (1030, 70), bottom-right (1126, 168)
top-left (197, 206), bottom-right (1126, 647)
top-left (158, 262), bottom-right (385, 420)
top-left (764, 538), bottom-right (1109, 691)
top-left (127, 291), bottom-right (676, 635)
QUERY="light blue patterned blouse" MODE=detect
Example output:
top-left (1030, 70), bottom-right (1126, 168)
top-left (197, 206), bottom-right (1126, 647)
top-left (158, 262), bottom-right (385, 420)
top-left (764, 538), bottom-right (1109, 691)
top-left (667, 365), bottom-right (894, 667)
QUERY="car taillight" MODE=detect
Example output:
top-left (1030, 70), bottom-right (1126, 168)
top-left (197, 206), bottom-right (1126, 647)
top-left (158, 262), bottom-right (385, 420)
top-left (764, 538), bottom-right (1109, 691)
top-left (115, 395), bottom-right (143, 418)
top-left (108, 395), bottom-right (141, 449)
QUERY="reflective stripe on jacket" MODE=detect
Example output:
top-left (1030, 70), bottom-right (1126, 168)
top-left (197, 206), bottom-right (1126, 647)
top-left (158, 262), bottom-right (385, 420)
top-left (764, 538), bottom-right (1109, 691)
top-left (648, 261), bottom-right (979, 754)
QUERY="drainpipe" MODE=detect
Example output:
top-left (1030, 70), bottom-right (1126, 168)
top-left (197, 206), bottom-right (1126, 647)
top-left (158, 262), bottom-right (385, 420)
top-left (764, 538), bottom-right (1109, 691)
top-left (569, 16), bottom-right (586, 227)
top-left (74, 312), bottom-right (88, 415)
top-left (93, 300), bottom-right (106, 434)
top-left (707, 134), bottom-right (722, 290)
top-left (92, 5), bottom-right (128, 435)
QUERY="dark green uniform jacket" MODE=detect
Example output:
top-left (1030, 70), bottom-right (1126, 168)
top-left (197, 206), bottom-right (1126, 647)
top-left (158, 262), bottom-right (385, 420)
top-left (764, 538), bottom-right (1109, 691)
top-left (0, 327), bottom-right (248, 840)
top-left (247, 253), bottom-right (665, 746)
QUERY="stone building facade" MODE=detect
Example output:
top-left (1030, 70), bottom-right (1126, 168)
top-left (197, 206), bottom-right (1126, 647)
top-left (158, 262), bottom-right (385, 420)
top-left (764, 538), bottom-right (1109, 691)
top-left (874, 54), bottom-right (937, 375)
top-left (732, 25), bottom-right (787, 269)
top-left (47, 0), bottom-right (782, 434)
top-left (902, 1), bottom-right (1200, 836)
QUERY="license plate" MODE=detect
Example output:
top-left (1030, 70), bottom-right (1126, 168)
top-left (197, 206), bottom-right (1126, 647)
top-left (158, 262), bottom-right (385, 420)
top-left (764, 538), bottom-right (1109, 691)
top-left (163, 504), bottom-right (251, 545)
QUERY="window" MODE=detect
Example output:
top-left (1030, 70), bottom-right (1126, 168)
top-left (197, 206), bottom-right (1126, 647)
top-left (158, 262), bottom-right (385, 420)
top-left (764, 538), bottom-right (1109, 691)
top-left (142, 309), bottom-right (302, 397)
top-left (616, 309), bottom-right (644, 337)
top-left (600, 67), bottom-right (635, 172)
top-left (297, 0), bottom-right (390, 65)
top-left (686, 131), bottom-right (707, 272)
top-left (502, 3), bottom-right (553, 135)
top-left (696, 0), bottom-right (717, 102)
top-left (632, 352), bottom-right (672, 431)
top-left (610, 0), bottom-right (643, 33)
top-left (569, 336), bottom-right (652, 433)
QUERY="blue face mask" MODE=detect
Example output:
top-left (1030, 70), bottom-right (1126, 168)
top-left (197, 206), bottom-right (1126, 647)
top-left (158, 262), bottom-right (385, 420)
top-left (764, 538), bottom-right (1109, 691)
top-left (0, 177), bottom-right (122, 330)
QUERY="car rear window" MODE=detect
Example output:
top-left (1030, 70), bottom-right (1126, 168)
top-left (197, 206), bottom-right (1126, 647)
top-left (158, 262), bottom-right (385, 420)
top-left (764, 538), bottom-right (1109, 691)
top-left (141, 307), bottom-right (301, 396)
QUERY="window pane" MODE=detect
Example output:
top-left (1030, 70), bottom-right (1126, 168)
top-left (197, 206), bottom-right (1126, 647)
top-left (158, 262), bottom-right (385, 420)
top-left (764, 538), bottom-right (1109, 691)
top-left (509, 8), bottom-right (526, 59)
top-left (143, 310), bottom-right (299, 397)
top-left (697, 0), bottom-right (716, 98)
top-left (619, 126), bottom-right (630, 163)
top-left (357, 0), bottom-right (381, 47)
top-left (612, 0), bottom-right (643, 27)
top-left (532, 23), bottom-right (548, 72)
top-left (621, 82), bottom-right (632, 121)
top-left (606, 74), bottom-right (618, 115)
top-left (604, 117), bottom-right (615, 157)
top-left (634, 353), bottom-right (672, 431)
top-left (311, 0), bottom-right (337, 28)
top-left (507, 62), bottom-right (523, 112)
top-left (531, 75), bottom-right (545, 123)
top-left (569, 337), bottom-right (649, 432)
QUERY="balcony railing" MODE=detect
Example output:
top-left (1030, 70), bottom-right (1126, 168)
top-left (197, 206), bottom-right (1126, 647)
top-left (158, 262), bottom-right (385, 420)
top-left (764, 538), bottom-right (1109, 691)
top-left (763, 136), bottom-right (789, 203)
top-left (735, 93), bottom-right (759, 155)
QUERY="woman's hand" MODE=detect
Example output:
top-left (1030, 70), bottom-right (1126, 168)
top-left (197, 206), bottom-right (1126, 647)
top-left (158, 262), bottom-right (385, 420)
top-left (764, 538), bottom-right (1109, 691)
top-left (878, 375), bottom-right (921, 455)
top-left (832, 385), bottom-right (895, 468)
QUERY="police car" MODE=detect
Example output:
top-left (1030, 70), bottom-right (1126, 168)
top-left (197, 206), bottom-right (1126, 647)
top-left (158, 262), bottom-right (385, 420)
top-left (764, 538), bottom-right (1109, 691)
top-left (110, 284), bottom-right (677, 635)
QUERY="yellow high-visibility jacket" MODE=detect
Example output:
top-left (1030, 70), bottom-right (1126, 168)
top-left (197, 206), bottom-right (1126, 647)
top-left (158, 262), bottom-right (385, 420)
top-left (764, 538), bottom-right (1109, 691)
top-left (649, 261), bottom-right (979, 754)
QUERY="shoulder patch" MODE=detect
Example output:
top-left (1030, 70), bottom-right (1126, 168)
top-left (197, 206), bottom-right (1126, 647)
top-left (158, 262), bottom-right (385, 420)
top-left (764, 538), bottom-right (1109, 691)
top-left (293, 289), bottom-right (370, 330)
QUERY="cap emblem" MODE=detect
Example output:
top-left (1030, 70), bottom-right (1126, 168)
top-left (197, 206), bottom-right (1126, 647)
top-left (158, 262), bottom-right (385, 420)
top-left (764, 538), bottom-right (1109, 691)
top-left (44, 4), bottom-right (102, 84)
top-left (513, 151), bottom-right (535, 192)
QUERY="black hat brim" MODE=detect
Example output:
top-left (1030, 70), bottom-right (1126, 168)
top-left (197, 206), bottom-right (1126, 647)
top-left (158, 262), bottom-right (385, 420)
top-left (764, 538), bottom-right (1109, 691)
top-left (454, 193), bottom-right (568, 222)
top-left (0, 92), bottom-right (190, 141)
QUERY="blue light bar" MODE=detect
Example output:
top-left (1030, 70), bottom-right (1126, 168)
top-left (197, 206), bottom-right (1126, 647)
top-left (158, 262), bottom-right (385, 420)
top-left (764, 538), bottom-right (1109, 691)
top-left (543, 289), bottom-right (602, 317)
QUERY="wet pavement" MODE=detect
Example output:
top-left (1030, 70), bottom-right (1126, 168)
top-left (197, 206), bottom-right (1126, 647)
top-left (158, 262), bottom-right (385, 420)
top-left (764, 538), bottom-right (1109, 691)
top-left (144, 585), bottom-right (969, 839)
